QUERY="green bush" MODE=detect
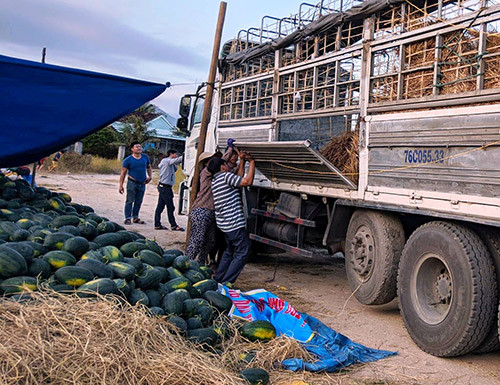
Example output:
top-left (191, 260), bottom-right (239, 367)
top-left (82, 127), bottom-right (120, 159)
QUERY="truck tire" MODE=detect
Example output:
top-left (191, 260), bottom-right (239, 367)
top-left (345, 209), bottom-right (405, 305)
top-left (473, 228), bottom-right (500, 353)
top-left (397, 221), bottom-right (497, 357)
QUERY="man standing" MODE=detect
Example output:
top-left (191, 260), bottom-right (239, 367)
top-left (209, 152), bottom-right (255, 283)
top-left (154, 149), bottom-right (184, 231)
top-left (119, 142), bottom-right (152, 225)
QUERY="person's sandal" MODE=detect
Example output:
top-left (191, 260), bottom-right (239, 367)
top-left (171, 226), bottom-right (185, 231)
top-left (133, 218), bottom-right (145, 224)
top-left (154, 225), bottom-right (168, 230)
top-left (124, 219), bottom-right (132, 225)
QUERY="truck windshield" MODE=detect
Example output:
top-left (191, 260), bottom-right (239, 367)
top-left (192, 97), bottom-right (205, 127)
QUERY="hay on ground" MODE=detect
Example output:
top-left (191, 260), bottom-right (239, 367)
top-left (0, 291), bottom-right (322, 385)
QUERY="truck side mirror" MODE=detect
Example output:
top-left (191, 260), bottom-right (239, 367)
top-left (179, 96), bottom-right (192, 118)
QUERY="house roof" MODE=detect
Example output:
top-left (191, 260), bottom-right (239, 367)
top-left (147, 115), bottom-right (185, 141)
top-left (111, 114), bottom-right (185, 142)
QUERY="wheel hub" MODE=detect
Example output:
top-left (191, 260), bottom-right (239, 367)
top-left (349, 225), bottom-right (375, 278)
top-left (435, 272), bottom-right (452, 304)
top-left (411, 253), bottom-right (453, 325)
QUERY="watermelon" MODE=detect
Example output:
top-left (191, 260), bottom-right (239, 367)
top-left (113, 278), bottom-right (131, 297)
top-left (43, 250), bottom-right (76, 269)
top-left (43, 232), bottom-right (74, 250)
top-left (76, 259), bottom-right (114, 279)
top-left (50, 215), bottom-right (82, 228)
top-left (135, 249), bottom-right (165, 267)
top-left (10, 229), bottom-right (30, 242)
top-left (77, 222), bottom-right (98, 240)
top-left (187, 328), bottom-right (218, 347)
top-left (80, 250), bottom-right (105, 262)
top-left (162, 290), bottom-right (187, 316)
top-left (240, 320), bottom-right (276, 342)
top-left (27, 258), bottom-right (52, 279)
top-left (0, 245), bottom-right (28, 278)
top-left (62, 236), bottom-right (89, 258)
top-left (149, 307), bottom-right (165, 316)
top-left (77, 278), bottom-right (118, 297)
top-left (183, 269), bottom-right (205, 284)
top-left (108, 262), bottom-right (136, 281)
top-left (162, 253), bottom-right (176, 267)
top-left (165, 277), bottom-right (191, 293)
top-left (57, 225), bottom-right (81, 236)
top-left (123, 257), bottom-right (143, 272)
top-left (55, 266), bottom-right (94, 287)
top-left (193, 279), bottom-right (218, 294)
top-left (99, 245), bottom-right (124, 263)
top-left (120, 242), bottom-right (149, 258)
top-left (16, 219), bottom-right (35, 230)
top-left (144, 239), bottom-right (163, 256)
top-left (3, 242), bottom-right (34, 264)
top-left (128, 289), bottom-right (150, 306)
top-left (0, 276), bottom-right (38, 294)
top-left (93, 233), bottom-right (128, 248)
top-left (239, 368), bottom-right (269, 385)
top-left (135, 264), bottom-right (162, 290)
top-left (96, 221), bottom-right (116, 234)
top-left (168, 315), bottom-right (188, 333)
top-left (166, 267), bottom-right (184, 280)
top-left (173, 255), bottom-right (190, 271)
top-left (186, 318), bottom-right (203, 330)
top-left (145, 289), bottom-right (163, 307)
top-left (203, 290), bottom-right (233, 313)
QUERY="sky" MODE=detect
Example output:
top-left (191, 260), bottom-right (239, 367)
top-left (1, 0), bottom-right (306, 116)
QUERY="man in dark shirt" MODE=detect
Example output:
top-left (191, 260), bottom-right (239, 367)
top-left (119, 142), bottom-right (152, 224)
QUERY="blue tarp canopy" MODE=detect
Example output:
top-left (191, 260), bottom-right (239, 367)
top-left (0, 55), bottom-right (167, 167)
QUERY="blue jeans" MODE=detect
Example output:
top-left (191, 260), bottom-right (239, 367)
top-left (214, 227), bottom-right (250, 284)
top-left (124, 180), bottom-right (145, 220)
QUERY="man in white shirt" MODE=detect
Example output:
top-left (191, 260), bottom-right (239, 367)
top-left (154, 149), bottom-right (184, 231)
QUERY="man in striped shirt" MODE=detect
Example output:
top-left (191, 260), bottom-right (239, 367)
top-left (208, 152), bottom-right (255, 283)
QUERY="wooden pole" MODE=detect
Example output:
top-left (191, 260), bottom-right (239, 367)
top-left (185, 1), bottom-right (227, 244)
top-left (32, 47), bottom-right (48, 187)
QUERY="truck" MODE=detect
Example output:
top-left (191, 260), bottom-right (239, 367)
top-left (177, 0), bottom-right (500, 357)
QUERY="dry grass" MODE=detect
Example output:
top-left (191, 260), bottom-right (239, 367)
top-left (54, 153), bottom-right (121, 174)
top-left (321, 131), bottom-right (359, 184)
top-left (0, 291), bottom-right (328, 385)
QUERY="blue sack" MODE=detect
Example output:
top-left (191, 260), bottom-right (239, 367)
top-left (219, 285), bottom-right (397, 372)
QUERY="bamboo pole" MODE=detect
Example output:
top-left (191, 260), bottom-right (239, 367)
top-left (186, 1), bottom-right (227, 244)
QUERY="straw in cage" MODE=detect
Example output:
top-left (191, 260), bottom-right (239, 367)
top-left (320, 130), bottom-right (360, 183)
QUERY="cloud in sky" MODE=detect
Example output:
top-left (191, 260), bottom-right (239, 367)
top-left (1, 0), bottom-right (304, 113)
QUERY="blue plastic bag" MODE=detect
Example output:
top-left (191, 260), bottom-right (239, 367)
top-left (219, 285), bottom-right (397, 372)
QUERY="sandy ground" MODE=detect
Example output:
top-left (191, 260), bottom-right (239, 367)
top-left (37, 172), bottom-right (500, 385)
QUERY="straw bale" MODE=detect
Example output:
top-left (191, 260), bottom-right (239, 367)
top-left (0, 291), bottom-right (323, 385)
top-left (320, 130), bottom-right (359, 183)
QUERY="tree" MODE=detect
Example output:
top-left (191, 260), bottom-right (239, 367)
top-left (120, 103), bottom-right (159, 124)
top-left (82, 126), bottom-right (120, 158)
top-left (119, 116), bottom-right (159, 149)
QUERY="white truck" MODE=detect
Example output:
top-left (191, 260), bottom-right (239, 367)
top-left (178, 0), bottom-right (500, 357)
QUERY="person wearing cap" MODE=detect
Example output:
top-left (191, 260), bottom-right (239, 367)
top-left (186, 151), bottom-right (221, 264)
top-left (154, 149), bottom-right (184, 231)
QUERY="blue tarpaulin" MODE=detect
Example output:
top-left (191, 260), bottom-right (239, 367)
top-left (0, 55), bottom-right (166, 167)
top-left (219, 286), bottom-right (397, 372)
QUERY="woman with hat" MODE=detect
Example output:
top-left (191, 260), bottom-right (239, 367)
top-left (185, 151), bottom-right (221, 264)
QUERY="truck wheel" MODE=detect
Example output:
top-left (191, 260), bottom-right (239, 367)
top-left (473, 228), bottom-right (500, 353)
top-left (345, 209), bottom-right (405, 305)
top-left (398, 221), bottom-right (497, 357)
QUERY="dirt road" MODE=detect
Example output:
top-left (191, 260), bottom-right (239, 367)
top-left (38, 172), bottom-right (500, 385)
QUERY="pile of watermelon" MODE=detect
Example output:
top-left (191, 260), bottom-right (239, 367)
top-left (0, 176), bottom-right (276, 384)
